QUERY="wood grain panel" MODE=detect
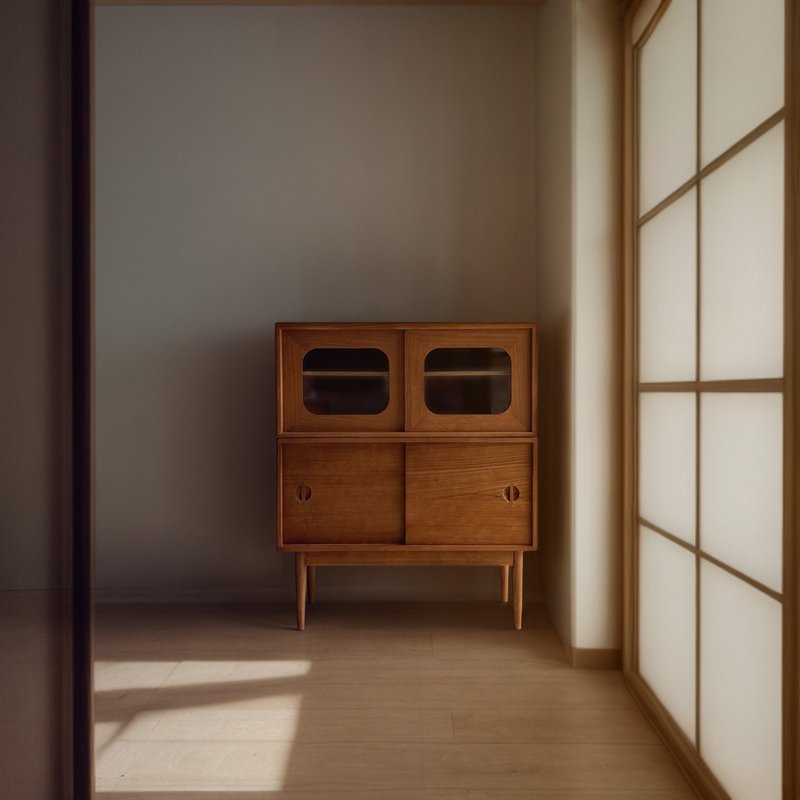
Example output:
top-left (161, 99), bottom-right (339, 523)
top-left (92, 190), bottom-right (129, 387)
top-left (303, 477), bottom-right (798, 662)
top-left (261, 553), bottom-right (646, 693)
top-left (281, 443), bottom-right (404, 544)
top-left (406, 443), bottom-right (533, 545)
top-left (405, 328), bottom-right (534, 433)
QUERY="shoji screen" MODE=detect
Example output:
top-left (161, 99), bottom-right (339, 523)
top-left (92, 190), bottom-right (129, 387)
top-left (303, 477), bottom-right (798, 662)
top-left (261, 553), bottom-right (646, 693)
top-left (626, 1), bottom-right (793, 797)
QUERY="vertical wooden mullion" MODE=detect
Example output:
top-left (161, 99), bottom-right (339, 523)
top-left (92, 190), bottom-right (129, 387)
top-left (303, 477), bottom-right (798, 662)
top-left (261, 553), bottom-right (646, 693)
top-left (694, 0), bottom-right (703, 758)
top-left (622, 3), bottom-right (638, 677)
top-left (631, 29), bottom-right (643, 677)
top-left (783, 1), bottom-right (799, 796)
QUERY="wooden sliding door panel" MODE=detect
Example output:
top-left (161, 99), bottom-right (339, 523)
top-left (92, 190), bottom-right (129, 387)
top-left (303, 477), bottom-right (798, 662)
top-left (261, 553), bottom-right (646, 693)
top-left (281, 443), bottom-right (404, 545)
top-left (405, 328), bottom-right (534, 433)
top-left (406, 443), bottom-right (533, 545)
top-left (625, 0), bottom-right (792, 794)
top-left (278, 327), bottom-right (404, 433)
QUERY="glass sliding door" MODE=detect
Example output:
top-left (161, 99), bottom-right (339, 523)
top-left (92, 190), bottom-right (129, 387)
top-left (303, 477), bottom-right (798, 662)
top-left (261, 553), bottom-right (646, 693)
top-left (624, 0), bottom-right (796, 797)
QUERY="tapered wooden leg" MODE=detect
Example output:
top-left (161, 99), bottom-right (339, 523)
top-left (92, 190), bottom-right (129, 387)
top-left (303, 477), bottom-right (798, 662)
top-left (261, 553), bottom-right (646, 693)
top-left (307, 565), bottom-right (316, 605)
top-left (513, 551), bottom-right (523, 630)
top-left (295, 553), bottom-right (307, 631)
top-left (500, 565), bottom-right (510, 603)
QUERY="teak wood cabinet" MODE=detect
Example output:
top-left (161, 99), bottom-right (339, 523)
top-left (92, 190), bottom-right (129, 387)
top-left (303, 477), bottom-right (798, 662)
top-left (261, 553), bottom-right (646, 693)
top-left (276, 322), bottom-right (538, 629)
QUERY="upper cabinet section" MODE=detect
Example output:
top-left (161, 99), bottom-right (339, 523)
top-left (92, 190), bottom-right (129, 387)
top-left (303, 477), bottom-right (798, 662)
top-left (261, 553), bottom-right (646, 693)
top-left (276, 323), bottom-right (536, 434)
top-left (278, 327), bottom-right (404, 432)
top-left (406, 327), bottom-right (534, 433)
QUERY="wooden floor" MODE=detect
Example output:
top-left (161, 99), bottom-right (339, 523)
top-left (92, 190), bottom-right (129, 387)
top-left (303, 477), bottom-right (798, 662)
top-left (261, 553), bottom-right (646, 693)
top-left (95, 602), bottom-right (695, 799)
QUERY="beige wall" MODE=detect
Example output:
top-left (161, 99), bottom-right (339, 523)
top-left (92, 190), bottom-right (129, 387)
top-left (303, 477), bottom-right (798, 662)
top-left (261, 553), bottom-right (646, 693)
top-left (95, 5), bottom-right (539, 599)
top-left (572, 0), bottom-right (623, 650)
top-left (535, 0), bottom-right (623, 652)
top-left (0, 0), bottom-right (72, 795)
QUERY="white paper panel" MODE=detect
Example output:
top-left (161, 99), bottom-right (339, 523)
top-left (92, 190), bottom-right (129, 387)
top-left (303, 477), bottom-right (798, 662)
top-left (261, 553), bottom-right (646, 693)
top-left (639, 526), bottom-right (696, 742)
top-left (700, 124), bottom-right (784, 381)
top-left (639, 189), bottom-right (696, 382)
top-left (639, 392), bottom-right (696, 543)
top-left (638, 0), bottom-right (697, 215)
top-left (631, 0), bottom-right (662, 47)
top-left (700, 562), bottom-right (782, 800)
top-left (701, 0), bottom-right (784, 166)
top-left (700, 393), bottom-right (783, 592)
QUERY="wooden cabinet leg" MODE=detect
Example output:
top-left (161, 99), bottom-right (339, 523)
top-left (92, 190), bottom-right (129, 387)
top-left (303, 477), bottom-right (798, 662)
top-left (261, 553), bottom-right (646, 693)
top-left (500, 565), bottom-right (510, 603)
top-left (295, 553), bottom-right (307, 631)
top-left (513, 551), bottom-right (523, 630)
top-left (308, 565), bottom-right (316, 605)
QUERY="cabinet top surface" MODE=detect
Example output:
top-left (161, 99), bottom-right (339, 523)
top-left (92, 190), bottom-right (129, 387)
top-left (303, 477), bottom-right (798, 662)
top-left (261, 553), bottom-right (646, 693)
top-left (276, 322), bottom-right (537, 330)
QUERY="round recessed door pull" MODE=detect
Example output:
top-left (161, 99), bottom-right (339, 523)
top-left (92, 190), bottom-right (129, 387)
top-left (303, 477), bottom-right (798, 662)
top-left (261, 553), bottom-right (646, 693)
top-left (502, 484), bottom-right (520, 503)
top-left (295, 484), bottom-right (312, 503)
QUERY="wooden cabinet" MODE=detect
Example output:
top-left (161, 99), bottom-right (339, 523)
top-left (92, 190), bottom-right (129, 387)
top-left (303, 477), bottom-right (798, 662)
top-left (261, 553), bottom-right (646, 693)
top-left (276, 322), bottom-right (538, 630)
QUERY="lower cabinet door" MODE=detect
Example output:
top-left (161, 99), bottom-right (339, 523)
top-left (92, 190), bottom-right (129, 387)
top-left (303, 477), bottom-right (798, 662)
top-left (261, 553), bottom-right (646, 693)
top-left (406, 443), bottom-right (533, 546)
top-left (281, 443), bottom-right (404, 545)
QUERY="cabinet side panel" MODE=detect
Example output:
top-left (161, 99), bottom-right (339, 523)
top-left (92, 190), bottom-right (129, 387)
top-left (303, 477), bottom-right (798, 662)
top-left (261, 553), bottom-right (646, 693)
top-left (282, 443), bottom-right (405, 544)
top-left (533, 437), bottom-right (539, 550)
top-left (276, 325), bottom-right (284, 435)
top-left (406, 443), bottom-right (533, 545)
top-left (531, 326), bottom-right (538, 435)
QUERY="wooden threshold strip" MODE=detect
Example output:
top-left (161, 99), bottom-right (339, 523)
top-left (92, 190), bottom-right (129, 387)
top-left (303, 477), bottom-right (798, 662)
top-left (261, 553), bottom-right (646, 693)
top-left (624, 671), bottom-right (729, 800)
top-left (639, 518), bottom-right (783, 603)
top-left (637, 109), bottom-right (786, 227)
top-left (639, 378), bottom-right (784, 393)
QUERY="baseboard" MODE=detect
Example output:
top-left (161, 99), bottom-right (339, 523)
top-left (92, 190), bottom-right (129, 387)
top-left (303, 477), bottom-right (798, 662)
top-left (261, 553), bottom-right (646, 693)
top-left (569, 647), bottom-right (623, 669)
top-left (625, 671), bottom-right (728, 799)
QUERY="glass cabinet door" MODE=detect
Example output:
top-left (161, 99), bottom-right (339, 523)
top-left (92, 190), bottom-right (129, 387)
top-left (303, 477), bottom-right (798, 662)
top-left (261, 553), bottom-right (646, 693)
top-left (278, 327), bottom-right (404, 432)
top-left (406, 327), bottom-right (535, 432)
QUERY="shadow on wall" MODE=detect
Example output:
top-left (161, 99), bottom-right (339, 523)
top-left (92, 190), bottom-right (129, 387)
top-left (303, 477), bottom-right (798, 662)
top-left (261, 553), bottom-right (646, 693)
top-left (537, 308), bottom-right (572, 641)
top-left (96, 331), bottom-right (281, 593)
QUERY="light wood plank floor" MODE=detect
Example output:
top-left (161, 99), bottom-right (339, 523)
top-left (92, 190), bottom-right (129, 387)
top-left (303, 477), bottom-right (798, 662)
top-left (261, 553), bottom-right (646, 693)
top-left (95, 602), bottom-right (695, 799)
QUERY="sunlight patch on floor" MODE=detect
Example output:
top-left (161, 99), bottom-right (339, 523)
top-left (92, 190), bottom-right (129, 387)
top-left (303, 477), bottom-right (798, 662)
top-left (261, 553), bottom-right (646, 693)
top-left (95, 660), bottom-right (310, 792)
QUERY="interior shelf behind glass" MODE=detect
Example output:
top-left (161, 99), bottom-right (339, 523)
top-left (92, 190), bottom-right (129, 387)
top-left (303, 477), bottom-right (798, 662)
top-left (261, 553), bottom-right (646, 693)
top-left (303, 348), bottom-right (389, 415)
top-left (424, 347), bottom-right (511, 415)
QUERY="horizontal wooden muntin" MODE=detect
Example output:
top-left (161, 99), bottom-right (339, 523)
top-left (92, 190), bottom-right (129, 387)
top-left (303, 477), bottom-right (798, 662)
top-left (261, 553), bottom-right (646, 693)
top-left (639, 378), bottom-right (784, 393)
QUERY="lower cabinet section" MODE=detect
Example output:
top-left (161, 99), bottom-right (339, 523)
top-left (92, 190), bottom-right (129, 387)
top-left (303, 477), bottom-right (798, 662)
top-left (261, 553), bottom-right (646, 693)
top-left (405, 443), bottom-right (533, 545)
top-left (278, 438), bottom-right (536, 630)
top-left (281, 443), bottom-right (405, 545)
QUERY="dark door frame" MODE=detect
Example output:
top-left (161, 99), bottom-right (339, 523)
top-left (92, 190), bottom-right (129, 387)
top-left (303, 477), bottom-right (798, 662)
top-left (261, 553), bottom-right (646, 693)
top-left (71, 0), bottom-right (94, 796)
